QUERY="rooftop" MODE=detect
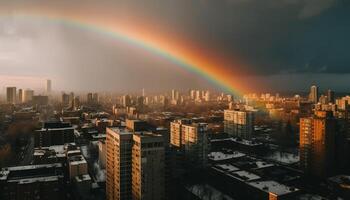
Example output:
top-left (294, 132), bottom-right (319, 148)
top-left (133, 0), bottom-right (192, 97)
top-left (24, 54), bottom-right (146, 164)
top-left (75, 174), bottom-right (92, 182)
top-left (69, 155), bottom-right (87, 166)
top-left (228, 170), bottom-right (261, 182)
top-left (213, 164), bottom-right (240, 173)
top-left (210, 137), bottom-right (263, 146)
top-left (9, 176), bottom-right (60, 184)
top-left (248, 181), bottom-right (299, 196)
top-left (208, 151), bottom-right (246, 161)
top-left (253, 161), bottom-right (275, 169)
top-left (0, 163), bottom-right (63, 181)
top-left (108, 127), bottom-right (133, 135)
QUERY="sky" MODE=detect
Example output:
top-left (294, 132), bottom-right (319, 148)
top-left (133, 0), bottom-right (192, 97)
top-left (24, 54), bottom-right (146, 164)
top-left (0, 0), bottom-right (349, 93)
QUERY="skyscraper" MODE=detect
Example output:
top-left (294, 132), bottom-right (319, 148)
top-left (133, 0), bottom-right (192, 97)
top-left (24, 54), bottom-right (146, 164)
top-left (309, 85), bottom-right (319, 104)
top-left (93, 93), bottom-right (99, 103)
top-left (190, 90), bottom-right (195, 100)
top-left (300, 111), bottom-right (337, 178)
top-left (132, 132), bottom-right (165, 200)
top-left (87, 93), bottom-right (93, 104)
top-left (46, 79), bottom-right (52, 94)
top-left (327, 89), bottom-right (335, 104)
top-left (171, 89), bottom-right (179, 101)
top-left (62, 93), bottom-right (70, 106)
top-left (6, 87), bottom-right (16, 104)
top-left (18, 88), bottom-right (23, 103)
top-left (106, 128), bottom-right (133, 200)
top-left (204, 90), bottom-right (210, 102)
top-left (224, 109), bottom-right (254, 139)
top-left (122, 95), bottom-right (131, 107)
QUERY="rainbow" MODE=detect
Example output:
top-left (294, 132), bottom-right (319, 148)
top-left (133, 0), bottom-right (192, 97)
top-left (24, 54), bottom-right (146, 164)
top-left (0, 9), bottom-right (252, 96)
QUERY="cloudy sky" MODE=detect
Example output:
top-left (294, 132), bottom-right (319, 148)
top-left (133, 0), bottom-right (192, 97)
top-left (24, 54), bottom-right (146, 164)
top-left (0, 0), bottom-right (349, 93)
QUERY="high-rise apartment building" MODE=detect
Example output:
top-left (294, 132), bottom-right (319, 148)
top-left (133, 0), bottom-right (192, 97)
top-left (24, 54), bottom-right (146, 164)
top-left (204, 90), bottom-right (210, 102)
top-left (309, 85), bottom-right (319, 104)
top-left (224, 109), bottom-right (254, 139)
top-left (170, 119), bottom-right (192, 148)
top-left (93, 93), bottom-right (99, 103)
top-left (23, 89), bottom-right (34, 103)
top-left (46, 79), bottom-right (52, 94)
top-left (327, 89), bottom-right (335, 104)
top-left (62, 93), bottom-right (70, 106)
top-left (132, 132), bottom-right (165, 200)
top-left (181, 123), bottom-right (209, 167)
top-left (190, 90), bottom-right (195, 100)
top-left (300, 111), bottom-right (337, 178)
top-left (106, 127), bottom-right (133, 200)
top-left (106, 127), bottom-right (165, 200)
top-left (195, 90), bottom-right (201, 101)
top-left (6, 87), bottom-right (16, 104)
top-left (87, 93), bottom-right (93, 104)
top-left (122, 95), bottom-right (132, 107)
top-left (171, 89), bottom-right (179, 101)
top-left (18, 88), bottom-right (23, 103)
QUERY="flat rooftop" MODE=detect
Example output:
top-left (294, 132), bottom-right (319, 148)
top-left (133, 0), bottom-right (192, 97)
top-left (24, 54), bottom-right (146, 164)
top-left (92, 134), bottom-right (106, 139)
top-left (213, 164), bottom-right (240, 173)
top-left (75, 174), bottom-right (92, 182)
top-left (208, 151), bottom-right (246, 161)
top-left (69, 155), bottom-right (87, 165)
top-left (248, 181), bottom-right (299, 196)
top-left (37, 127), bottom-right (74, 132)
top-left (108, 127), bottom-right (133, 135)
top-left (210, 137), bottom-right (263, 146)
top-left (254, 161), bottom-right (275, 169)
top-left (8, 175), bottom-right (60, 184)
top-left (0, 163), bottom-right (63, 181)
top-left (228, 170), bottom-right (261, 182)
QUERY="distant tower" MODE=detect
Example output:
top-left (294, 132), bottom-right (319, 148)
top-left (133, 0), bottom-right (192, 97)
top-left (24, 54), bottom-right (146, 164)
top-left (122, 95), bottom-right (131, 107)
top-left (327, 89), bottom-right (335, 104)
top-left (93, 93), bottom-right (99, 103)
top-left (309, 85), bottom-right (319, 104)
top-left (171, 89), bottom-right (179, 101)
top-left (23, 89), bottom-right (34, 103)
top-left (18, 89), bottom-right (23, 103)
top-left (6, 87), bottom-right (16, 104)
top-left (46, 79), bottom-right (52, 94)
top-left (142, 88), bottom-right (145, 97)
top-left (87, 93), bottom-right (93, 104)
